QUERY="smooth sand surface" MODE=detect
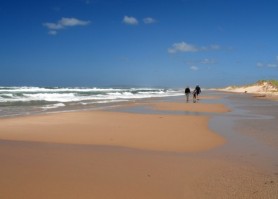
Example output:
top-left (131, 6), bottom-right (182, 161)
top-left (0, 111), bottom-right (224, 152)
top-left (0, 141), bottom-right (277, 199)
top-left (151, 102), bottom-right (230, 113)
top-left (255, 94), bottom-right (278, 101)
top-left (1, 100), bottom-right (277, 199)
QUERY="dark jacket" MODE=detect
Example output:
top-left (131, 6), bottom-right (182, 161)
top-left (185, 88), bottom-right (191, 94)
top-left (195, 86), bottom-right (201, 94)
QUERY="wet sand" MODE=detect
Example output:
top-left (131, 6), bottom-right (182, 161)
top-left (254, 94), bottom-right (278, 101)
top-left (0, 140), bottom-right (276, 199)
top-left (151, 102), bottom-right (230, 113)
top-left (0, 94), bottom-right (278, 198)
top-left (0, 111), bottom-right (225, 152)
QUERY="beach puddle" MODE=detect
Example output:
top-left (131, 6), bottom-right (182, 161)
top-left (208, 92), bottom-right (278, 173)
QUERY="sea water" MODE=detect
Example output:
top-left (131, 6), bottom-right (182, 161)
top-left (0, 86), bottom-right (183, 117)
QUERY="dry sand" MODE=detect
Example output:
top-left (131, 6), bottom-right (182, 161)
top-left (0, 101), bottom-right (277, 198)
top-left (0, 141), bottom-right (277, 199)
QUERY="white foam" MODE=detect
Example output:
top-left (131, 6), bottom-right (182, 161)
top-left (0, 87), bottom-right (183, 103)
top-left (0, 87), bottom-right (149, 93)
top-left (0, 94), bottom-right (14, 97)
top-left (42, 103), bottom-right (66, 110)
top-left (23, 93), bottom-right (76, 102)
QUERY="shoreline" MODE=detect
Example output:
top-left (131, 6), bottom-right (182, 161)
top-left (0, 100), bottom-right (226, 153)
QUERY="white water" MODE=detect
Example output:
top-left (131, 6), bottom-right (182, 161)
top-left (0, 87), bottom-right (182, 103)
top-left (0, 86), bottom-right (183, 117)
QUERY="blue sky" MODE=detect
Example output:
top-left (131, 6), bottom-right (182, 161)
top-left (0, 0), bottom-right (278, 88)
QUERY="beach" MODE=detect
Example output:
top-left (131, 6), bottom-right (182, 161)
top-left (0, 92), bottom-right (278, 198)
top-left (2, 0), bottom-right (278, 197)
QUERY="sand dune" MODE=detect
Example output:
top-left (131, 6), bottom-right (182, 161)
top-left (218, 80), bottom-right (278, 95)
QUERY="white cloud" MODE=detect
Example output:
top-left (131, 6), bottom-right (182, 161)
top-left (43, 17), bottom-right (91, 35)
top-left (168, 41), bottom-right (221, 54)
top-left (190, 66), bottom-right (199, 71)
top-left (43, 22), bottom-right (63, 30)
top-left (123, 16), bottom-right (138, 25)
top-left (143, 17), bottom-right (156, 24)
top-left (168, 42), bottom-right (198, 53)
top-left (59, 17), bottom-right (90, 26)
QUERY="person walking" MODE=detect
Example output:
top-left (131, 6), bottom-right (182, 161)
top-left (192, 89), bottom-right (197, 103)
top-left (195, 85), bottom-right (201, 100)
top-left (184, 86), bottom-right (191, 102)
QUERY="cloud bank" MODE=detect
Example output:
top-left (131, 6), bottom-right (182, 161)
top-left (43, 17), bottom-right (91, 35)
top-left (168, 42), bottom-right (198, 53)
top-left (168, 42), bottom-right (221, 53)
top-left (123, 16), bottom-right (157, 25)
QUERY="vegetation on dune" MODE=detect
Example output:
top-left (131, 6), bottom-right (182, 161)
top-left (269, 80), bottom-right (278, 88)
top-left (223, 80), bottom-right (278, 91)
top-left (256, 80), bottom-right (278, 89)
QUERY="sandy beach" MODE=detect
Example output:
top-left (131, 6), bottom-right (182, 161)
top-left (2, 0), bottom-right (278, 197)
top-left (0, 93), bottom-right (278, 199)
top-left (151, 102), bottom-right (230, 113)
top-left (0, 111), bottom-right (225, 152)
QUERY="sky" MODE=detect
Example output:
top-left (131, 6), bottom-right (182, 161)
top-left (0, 0), bottom-right (278, 88)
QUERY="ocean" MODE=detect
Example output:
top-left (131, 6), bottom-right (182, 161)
top-left (0, 86), bottom-right (183, 117)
